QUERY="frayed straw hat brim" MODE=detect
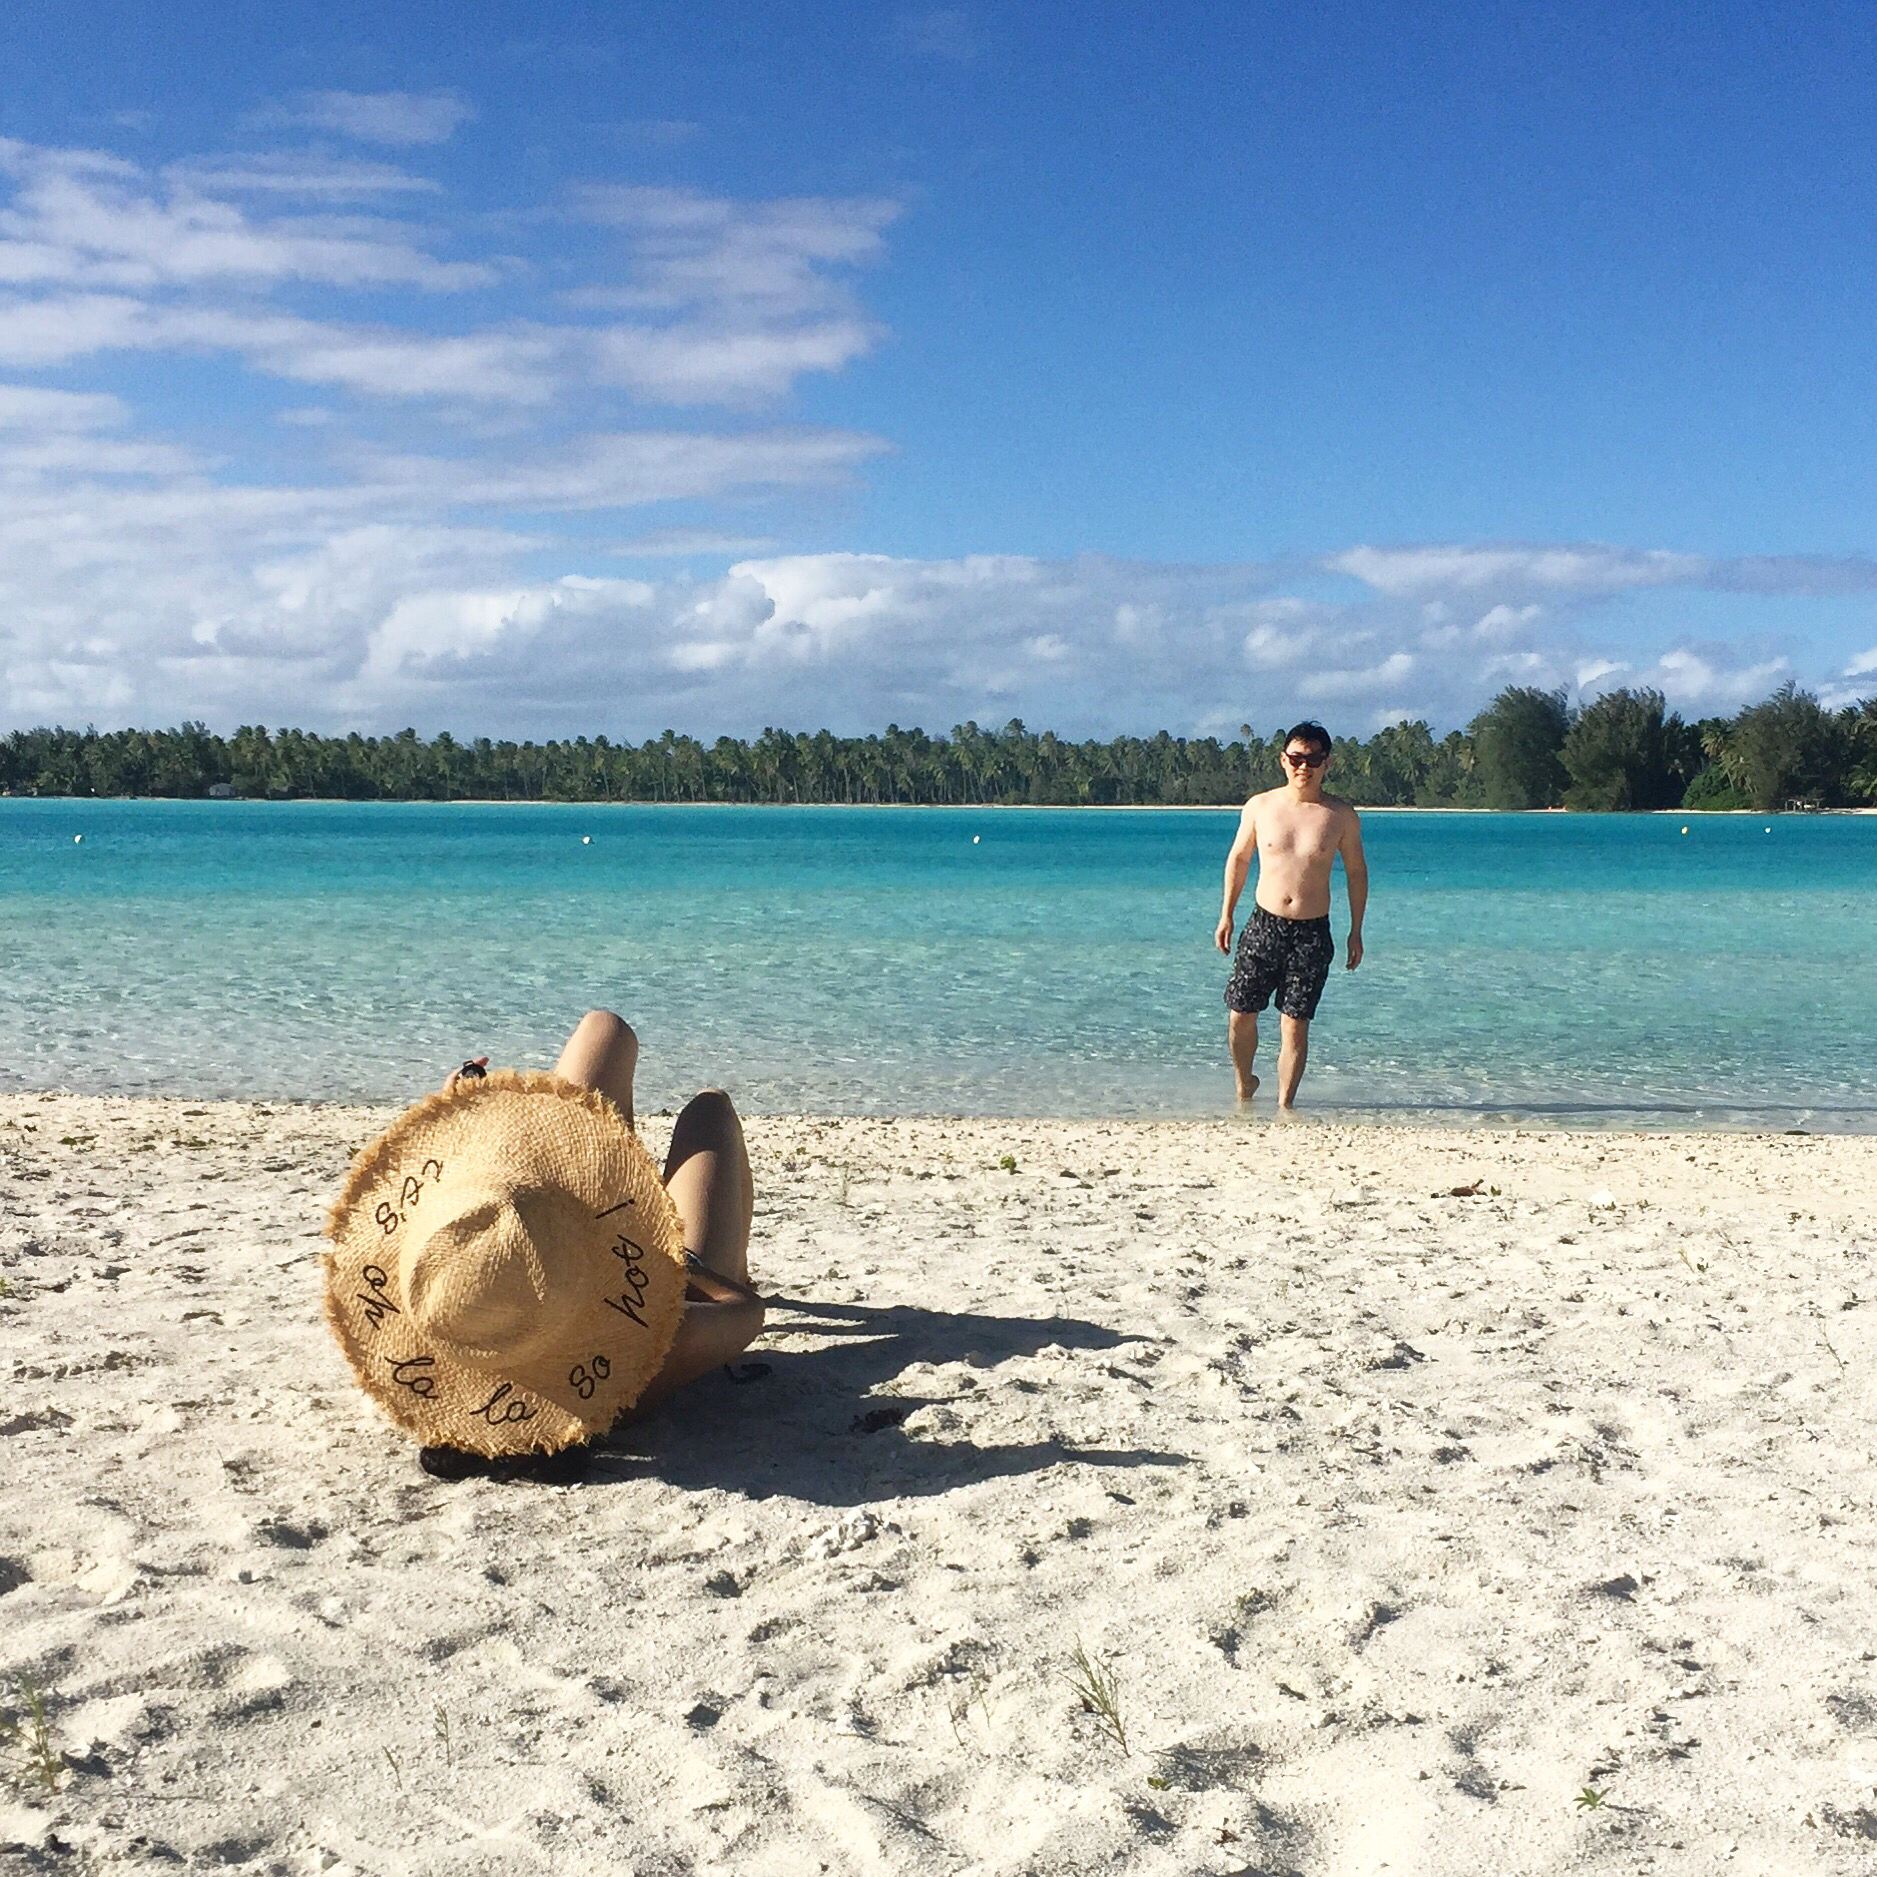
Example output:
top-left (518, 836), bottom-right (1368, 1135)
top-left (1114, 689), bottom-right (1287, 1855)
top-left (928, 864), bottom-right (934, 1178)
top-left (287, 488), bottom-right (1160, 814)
top-left (323, 1071), bottom-right (685, 1457)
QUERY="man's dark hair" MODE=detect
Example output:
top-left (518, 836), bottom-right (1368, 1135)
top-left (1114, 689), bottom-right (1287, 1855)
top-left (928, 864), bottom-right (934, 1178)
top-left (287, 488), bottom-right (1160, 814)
top-left (1283, 720), bottom-right (1332, 756)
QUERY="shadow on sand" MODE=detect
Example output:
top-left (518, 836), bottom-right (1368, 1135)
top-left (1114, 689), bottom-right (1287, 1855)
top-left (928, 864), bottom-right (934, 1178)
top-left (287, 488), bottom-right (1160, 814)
top-left (586, 1295), bottom-right (1189, 1506)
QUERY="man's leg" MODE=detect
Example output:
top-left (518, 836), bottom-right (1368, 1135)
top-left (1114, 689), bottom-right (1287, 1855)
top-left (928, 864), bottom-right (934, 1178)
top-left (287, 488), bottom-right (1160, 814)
top-left (1227, 1009), bottom-right (1260, 1102)
top-left (554, 1009), bottom-right (638, 1126)
top-left (1276, 1014), bottom-right (1310, 1109)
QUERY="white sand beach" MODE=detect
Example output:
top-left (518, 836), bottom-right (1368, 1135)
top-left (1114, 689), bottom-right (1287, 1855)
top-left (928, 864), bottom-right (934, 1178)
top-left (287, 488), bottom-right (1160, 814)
top-left (4, 1094), bottom-right (1876, 1874)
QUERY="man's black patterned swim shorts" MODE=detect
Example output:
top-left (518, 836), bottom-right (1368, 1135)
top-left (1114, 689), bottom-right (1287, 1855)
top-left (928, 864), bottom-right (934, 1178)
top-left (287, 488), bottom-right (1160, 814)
top-left (1224, 908), bottom-right (1335, 1021)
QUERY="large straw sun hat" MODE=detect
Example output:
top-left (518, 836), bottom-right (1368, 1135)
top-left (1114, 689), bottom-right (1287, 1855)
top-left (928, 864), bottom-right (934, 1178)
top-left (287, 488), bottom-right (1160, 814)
top-left (323, 1070), bottom-right (686, 1456)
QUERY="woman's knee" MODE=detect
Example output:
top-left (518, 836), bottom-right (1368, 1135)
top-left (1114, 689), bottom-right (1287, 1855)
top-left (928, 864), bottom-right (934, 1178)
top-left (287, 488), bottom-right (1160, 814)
top-left (671, 1086), bottom-right (739, 1144)
top-left (564, 1010), bottom-right (638, 1077)
top-left (554, 1010), bottom-right (640, 1117)
top-left (574, 1009), bottom-right (637, 1053)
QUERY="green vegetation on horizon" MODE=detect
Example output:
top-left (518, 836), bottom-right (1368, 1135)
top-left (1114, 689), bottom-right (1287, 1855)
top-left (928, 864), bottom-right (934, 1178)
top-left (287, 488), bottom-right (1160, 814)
top-left (4, 683), bottom-right (1874, 811)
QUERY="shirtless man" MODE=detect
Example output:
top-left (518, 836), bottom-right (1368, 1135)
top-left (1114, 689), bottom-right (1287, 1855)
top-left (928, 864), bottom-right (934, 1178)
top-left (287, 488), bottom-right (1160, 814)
top-left (1214, 721), bottom-right (1368, 1108)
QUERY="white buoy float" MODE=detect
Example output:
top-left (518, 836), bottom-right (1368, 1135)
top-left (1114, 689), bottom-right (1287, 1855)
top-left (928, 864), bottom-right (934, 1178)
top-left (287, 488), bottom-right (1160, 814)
top-left (73, 833), bottom-right (83, 844)
top-left (972, 835), bottom-right (981, 845)
top-left (582, 835), bottom-right (592, 845)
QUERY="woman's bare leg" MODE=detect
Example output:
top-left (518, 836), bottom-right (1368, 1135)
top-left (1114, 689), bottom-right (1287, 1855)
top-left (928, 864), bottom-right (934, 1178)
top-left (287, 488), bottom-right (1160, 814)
top-left (554, 1010), bottom-right (639, 1127)
top-left (662, 1088), bottom-right (753, 1283)
top-left (549, 1027), bottom-right (761, 1407)
top-left (634, 1089), bottom-right (763, 1406)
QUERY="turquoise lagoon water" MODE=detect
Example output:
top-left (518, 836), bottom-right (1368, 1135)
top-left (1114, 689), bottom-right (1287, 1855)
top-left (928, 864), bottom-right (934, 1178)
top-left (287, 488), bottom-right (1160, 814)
top-left (2, 799), bottom-right (1874, 1128)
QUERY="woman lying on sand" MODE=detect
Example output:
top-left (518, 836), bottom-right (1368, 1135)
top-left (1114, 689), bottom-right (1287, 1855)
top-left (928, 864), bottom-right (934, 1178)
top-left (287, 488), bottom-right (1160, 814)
top-left (322, 1009), bottom-right (766, 1479)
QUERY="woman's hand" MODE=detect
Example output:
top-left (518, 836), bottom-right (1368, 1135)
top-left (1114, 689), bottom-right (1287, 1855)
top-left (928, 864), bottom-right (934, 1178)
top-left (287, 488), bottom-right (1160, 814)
top-left (683, 1252), bottom-right (761, 1306)
top-left (441, 1056), bottom-right (489, 1093)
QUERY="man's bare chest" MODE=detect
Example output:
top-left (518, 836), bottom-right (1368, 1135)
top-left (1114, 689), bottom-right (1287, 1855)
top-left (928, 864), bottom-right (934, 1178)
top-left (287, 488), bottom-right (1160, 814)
top-left (1258, 806), bottom-right (1340, 864)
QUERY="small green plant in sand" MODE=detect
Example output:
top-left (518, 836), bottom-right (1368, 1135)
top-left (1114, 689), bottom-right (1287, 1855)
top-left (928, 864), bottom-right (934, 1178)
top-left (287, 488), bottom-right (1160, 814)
top-left (1675, 1247), bottom-right (1708, 1278)
top-left (1818, 1324), bottom-right (1848, 1377)
top-left (0, 1278), bottom-right (13, 1300)
top-left (1067, 1639), bottom-right (1129, 1755)
top-left (434, 1705), bottom-right (453, 1769)
top-left (998, 1154), bottom-right (1018, 1173)
top-left (1575, 1785), bottom-right (1608, 1811)
top-left (382, 1745), bottom-right (404, 1792)
top-left (947, 1669), bottom-right (997, 1750)
top-left (2, 1679), bottom-right (64, 1792)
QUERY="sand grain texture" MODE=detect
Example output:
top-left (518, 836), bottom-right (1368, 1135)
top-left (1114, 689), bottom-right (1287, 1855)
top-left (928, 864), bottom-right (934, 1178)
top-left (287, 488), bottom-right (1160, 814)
top-left (3, 1096), bottom-right (1877, 1874)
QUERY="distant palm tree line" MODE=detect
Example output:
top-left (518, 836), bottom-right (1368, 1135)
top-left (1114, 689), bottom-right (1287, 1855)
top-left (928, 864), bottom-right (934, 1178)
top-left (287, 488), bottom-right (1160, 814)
top-left (3, 683), bottom-right (1872, 812)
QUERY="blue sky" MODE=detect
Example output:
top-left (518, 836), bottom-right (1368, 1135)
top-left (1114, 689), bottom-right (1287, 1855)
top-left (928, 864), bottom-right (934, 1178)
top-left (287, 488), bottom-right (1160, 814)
top-left (2, 0), bottom-right (1875, 737)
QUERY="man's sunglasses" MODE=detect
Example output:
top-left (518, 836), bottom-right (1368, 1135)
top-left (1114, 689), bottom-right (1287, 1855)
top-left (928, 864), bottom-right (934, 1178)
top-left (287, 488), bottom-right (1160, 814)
top-left (1282, 748), bottom-right (1327, 767)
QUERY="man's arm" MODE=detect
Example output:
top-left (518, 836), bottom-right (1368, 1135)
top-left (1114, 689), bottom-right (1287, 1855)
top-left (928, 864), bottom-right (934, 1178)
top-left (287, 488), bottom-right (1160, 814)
top-left (1340, 807), bottom-right (1368, 969)
top-left (1215, 799), bottom-right (1258, 953)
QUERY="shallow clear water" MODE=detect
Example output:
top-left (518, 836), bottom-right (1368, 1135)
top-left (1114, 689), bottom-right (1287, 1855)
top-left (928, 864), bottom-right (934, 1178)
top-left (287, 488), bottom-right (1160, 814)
top-left (3, 800), bottom-right (1873, 1128)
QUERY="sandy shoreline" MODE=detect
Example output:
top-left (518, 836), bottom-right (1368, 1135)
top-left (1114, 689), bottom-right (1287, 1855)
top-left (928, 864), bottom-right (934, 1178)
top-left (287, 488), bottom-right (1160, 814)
top-left (4, 1094), bottom-right (1876, 1873)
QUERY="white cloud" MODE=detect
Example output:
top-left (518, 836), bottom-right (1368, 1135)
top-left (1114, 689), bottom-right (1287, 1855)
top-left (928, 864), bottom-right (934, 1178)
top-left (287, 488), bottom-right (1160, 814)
top-left (192, 311), bottom-right (561, 402)
top-left (163, 153), bottom-right (442, 198)
top-left (1233, 596), bottom-right (1329, 669)
top-left (568, 186), bottom-right (894, 407)
top-left (1112, 601), bottom-right (1164, 646)
top-left (1297, 651), bottom-right (1416, 700)
top-left (611, 527), bottom-right (780, 557)
top-left (0, 503), bottom-right (1863, 736)
top-left (1363, 703), bottom-right (1433, 731)
top-left (0, 299), bottom-right (891, 411)
top-left (0, 139), bottom-right (892, 408)
top-left (1846, 647), bottom-right (1877, 677)
top-left (1242, 622), bottom-right (1315, 668)
top-left (1472, 602), bottom-right (1541, 637)
top-left (571, 186), bottom-right (896, 317)
top-left (0, 384), bottom-right (199, 482)
top-left (589, 317), bottom-right (883, 405)
top-left (1336, 540), bottom-right (1877, 606)
top-left (1335, 542), bottom-right (1703, 599)
top-left (1477, 650), bottom-right (1560, 684)
top-left (362, 576), bottom-right (656, 681)
top-left (362, 428), bottom-right (886, 510)
top-left (0, 382), bottom-right (127, 429)
top-left (0, 140), bottom-right (489, 291)
top-left (0, 431), bottom-right (200, 481)
top-left (1646, 649), bottom-right (1792, 711)
top-left (0, 291), bottom-right (154, 364)
top-left (0, 298), bottom-right (558, 398)
top-left (1707, 556), bottom-right (1877, 596)
top-left (284, 91), bottom-right (475, 148)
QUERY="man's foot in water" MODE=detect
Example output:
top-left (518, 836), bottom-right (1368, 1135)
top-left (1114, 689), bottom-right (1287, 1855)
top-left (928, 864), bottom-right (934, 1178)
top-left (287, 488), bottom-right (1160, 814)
top-left (1234, 1073), bottom-right (1260, 1104)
